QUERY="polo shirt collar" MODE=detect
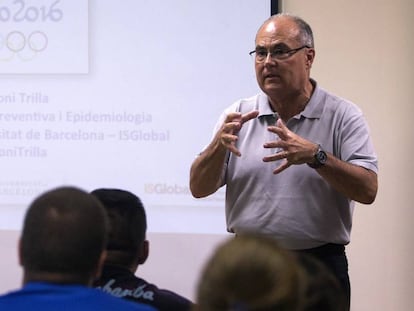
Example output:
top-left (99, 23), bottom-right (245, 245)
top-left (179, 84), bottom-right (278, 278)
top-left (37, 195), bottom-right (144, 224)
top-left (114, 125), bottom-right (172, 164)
top-left (258, 78), bottom-right (323, 120)
top-left (257, 93), bottom-right (277, 118)
top-left (300, 79), bottom-right (324, 119)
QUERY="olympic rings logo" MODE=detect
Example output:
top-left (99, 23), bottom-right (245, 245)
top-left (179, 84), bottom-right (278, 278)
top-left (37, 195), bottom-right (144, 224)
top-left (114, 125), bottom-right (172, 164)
top-left (0, 31), bottom-right (48, 62)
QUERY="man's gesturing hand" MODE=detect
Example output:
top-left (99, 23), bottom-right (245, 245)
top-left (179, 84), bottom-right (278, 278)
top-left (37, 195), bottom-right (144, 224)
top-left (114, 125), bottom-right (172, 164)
top-left (219, 110), bottom-right (259, 156)
top-left (263, 119), bottom-right (318, 174)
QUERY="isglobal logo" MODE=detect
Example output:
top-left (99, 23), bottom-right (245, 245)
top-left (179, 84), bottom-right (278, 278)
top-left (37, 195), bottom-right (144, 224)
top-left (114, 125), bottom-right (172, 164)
top-left (144, 183), bottom-right (191, 195)
top-left (0, 0), bottom-right (88, 73)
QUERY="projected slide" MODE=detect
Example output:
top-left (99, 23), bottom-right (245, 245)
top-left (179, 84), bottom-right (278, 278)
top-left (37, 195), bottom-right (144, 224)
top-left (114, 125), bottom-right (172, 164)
top-left (0, 0), bottom-right (269, 233)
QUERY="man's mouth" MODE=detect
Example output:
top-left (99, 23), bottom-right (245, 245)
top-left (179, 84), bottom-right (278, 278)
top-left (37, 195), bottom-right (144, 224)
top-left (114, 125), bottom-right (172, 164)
top-left (264, 73), bottom-right (280, 79)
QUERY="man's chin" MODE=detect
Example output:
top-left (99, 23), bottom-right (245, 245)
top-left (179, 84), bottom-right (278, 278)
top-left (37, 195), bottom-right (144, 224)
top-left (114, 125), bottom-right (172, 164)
top-left (262, 83), bottom-right (283, 94)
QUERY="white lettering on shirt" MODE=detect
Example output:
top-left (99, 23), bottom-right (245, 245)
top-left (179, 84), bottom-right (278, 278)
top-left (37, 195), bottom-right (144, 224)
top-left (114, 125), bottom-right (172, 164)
top-left (98, 279), bottom-right (155, 301)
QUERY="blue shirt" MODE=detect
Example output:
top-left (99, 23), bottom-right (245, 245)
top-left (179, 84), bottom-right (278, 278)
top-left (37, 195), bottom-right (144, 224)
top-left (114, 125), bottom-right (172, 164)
top-left (0, 282), bottom-right (157, 311)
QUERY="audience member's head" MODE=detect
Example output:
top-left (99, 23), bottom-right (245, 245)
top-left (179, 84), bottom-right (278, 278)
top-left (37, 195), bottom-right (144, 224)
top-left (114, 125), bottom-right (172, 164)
top-left (194, 234), bottom-right (305, 311)
top-left (19, 186), bottom-right (108, 286)
top-left (90, 188), bottom-right (148, 271)
top-left (296, 253), bottom-right (347, 311)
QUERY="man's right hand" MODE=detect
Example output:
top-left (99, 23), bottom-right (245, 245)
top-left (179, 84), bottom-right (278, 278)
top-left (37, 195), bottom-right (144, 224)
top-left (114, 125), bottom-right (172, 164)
top-left (218, 110), bottom-right (259, 156)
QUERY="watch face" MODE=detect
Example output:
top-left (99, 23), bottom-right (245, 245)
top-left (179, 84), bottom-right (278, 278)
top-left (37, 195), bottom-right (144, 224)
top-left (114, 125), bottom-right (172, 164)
top-left (316, 150), bottom-right (327, 164)
top-left (307, 146), bottom-right (327, 169)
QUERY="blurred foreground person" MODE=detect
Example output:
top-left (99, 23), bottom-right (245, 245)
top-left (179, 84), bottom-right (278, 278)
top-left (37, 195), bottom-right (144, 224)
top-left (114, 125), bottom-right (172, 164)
top-left (0, 186), bottom-right (155, 311)
top-left (194, 234), bottom-right (305, 311)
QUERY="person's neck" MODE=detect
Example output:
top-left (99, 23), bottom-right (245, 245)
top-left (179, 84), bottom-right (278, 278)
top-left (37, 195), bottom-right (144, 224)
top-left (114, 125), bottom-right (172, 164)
top-left (103, 261), bottom-right (138, 274)
top-left (23, 271), bottom-right (91, 286)
top-left (104, 252), bottom-right (139, 274)
top-left (269, 80), bottom-right (314, 122)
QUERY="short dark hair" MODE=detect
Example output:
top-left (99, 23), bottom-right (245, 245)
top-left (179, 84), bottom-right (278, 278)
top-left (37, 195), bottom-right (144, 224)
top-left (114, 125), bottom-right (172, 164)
top-left (90, 189), bottom-right (147, 265)
top-left (20, 186), bottom-right (108, 282)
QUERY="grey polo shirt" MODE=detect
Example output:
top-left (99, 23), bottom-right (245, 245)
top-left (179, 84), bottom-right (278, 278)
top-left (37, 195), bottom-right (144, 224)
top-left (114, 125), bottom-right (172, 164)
top-left (213, 80), bottom-right (378, 249)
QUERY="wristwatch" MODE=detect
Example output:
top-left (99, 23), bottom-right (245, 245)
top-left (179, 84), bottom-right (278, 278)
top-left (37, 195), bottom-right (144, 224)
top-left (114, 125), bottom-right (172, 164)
top-left (307, 144), bottom-right (327, 169)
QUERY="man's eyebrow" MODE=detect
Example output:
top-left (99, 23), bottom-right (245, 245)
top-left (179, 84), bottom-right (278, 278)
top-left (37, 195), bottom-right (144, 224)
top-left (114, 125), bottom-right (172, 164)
top-left (255, 43), bottom-right (289, 50)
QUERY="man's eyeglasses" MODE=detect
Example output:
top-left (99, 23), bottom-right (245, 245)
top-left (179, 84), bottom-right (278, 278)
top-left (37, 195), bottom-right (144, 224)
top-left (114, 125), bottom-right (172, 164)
top-left (249, 45), bottom-right (310, 63)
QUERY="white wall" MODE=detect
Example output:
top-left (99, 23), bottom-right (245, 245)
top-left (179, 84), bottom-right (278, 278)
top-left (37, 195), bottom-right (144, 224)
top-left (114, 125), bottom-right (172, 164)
top-left (280, 0), bottom-right (414, 310)
top-left (1, 1), bottom-right (413, 310)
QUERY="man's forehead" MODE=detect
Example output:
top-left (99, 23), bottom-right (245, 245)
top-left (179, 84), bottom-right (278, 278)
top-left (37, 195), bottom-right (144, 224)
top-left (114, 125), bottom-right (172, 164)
top-left (256, 18), bottom-right (299, 45)
top-left (263, 21), bottom-right (277, 33)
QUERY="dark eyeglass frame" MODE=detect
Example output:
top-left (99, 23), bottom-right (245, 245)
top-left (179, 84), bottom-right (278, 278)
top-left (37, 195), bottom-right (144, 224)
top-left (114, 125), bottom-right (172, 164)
top-left (249, 45), bottom-right (310, 62)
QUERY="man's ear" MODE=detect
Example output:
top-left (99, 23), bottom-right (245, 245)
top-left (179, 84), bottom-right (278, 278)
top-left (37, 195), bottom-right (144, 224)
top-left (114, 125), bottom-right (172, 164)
top-left (94, 250), bottom-right (107, 280)
top-left (137, 240), bottom-right (149, 265)
top-left (305, 48), bottom-right (315, 69)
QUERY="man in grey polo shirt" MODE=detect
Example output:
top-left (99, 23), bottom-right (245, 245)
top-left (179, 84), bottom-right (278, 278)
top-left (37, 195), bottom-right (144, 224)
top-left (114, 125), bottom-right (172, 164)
top-left (189, 13), bottom-right (377, 310)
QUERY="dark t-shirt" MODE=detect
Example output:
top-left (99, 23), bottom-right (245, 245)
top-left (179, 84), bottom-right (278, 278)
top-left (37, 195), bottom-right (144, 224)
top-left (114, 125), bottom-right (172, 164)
top-left (94, 265), bottom-right (193, 311)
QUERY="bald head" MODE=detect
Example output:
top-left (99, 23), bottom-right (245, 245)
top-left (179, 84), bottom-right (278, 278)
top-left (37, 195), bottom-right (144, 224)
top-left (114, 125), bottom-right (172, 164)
top-left (257, 13), bottom-right (314, 48)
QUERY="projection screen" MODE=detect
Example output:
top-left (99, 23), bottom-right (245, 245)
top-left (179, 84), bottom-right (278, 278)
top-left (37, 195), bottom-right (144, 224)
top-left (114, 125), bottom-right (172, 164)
top-left (0, 0), bottom-right (271, 233)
